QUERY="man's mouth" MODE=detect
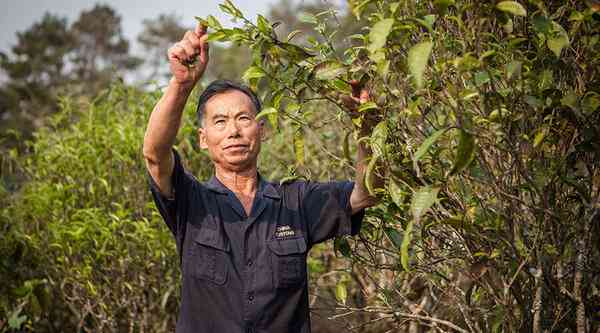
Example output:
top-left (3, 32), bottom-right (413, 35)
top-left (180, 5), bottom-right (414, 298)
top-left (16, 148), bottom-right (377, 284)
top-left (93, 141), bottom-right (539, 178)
top-left (224, 144), bottom-right (249, 150)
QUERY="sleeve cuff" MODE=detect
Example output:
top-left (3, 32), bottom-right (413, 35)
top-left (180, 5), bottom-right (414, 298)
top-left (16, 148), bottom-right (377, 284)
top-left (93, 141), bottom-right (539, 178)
top-left (341, 181), bottom-right (365, 236)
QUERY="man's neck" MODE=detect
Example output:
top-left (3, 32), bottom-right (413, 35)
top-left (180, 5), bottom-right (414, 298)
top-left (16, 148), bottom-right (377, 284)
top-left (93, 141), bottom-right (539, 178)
top-left (214, 165), bottom-right (259, 196)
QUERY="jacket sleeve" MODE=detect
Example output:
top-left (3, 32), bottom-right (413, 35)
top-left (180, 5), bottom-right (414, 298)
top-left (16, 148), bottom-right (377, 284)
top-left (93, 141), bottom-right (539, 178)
top-left (300, 180), bottom-right (366, 246)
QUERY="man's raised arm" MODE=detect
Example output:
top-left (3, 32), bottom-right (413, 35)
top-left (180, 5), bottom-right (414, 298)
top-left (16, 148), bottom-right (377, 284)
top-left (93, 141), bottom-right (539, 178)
top-left (342, 84), bottom-right (384, 215)
top-left (142, 23), bottom-right (209, 198)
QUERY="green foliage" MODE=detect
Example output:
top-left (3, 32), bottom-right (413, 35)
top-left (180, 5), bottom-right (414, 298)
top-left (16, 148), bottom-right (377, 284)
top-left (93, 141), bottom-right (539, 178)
top-left (201, 0), bottom-right (600, 331)
top-left (0, 84), bottom-right (192, 331)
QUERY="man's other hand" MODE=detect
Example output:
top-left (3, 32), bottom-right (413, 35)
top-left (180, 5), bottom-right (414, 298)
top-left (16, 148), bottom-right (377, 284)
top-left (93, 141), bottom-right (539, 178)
top-left (340, 80), bottom-right (378, 136)
top-left (167, 23), bottom-right (210, 87)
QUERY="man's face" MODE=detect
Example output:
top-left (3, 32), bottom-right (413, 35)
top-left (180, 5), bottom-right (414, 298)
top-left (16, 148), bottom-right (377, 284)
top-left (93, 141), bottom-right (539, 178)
top-left (198, 89), bottom-right (263, 172)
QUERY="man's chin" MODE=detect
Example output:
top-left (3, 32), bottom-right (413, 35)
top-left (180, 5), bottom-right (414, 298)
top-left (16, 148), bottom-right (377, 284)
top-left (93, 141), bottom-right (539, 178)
top-left (222, 157), bottom-right (256, 171)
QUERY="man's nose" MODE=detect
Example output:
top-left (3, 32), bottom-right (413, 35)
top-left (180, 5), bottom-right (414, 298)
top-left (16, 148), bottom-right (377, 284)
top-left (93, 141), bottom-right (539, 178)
top-left (227, 120), bottom-right (242, 138)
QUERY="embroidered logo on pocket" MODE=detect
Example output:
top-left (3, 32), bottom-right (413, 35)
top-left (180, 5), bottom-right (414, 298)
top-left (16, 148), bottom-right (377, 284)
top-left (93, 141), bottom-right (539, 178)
top-left (275, 225), bottom-right (296, 239)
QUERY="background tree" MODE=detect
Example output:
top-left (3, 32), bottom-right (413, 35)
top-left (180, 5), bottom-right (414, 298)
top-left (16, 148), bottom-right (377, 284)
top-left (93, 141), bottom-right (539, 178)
top-left (70, 4), bottom-right (141, 94)
top-left (137, 14), bottom-right (188, 83)
top-left (0, 14), bottom-right (74, 147)
top-left (0, 4), bottom-right (141, 150)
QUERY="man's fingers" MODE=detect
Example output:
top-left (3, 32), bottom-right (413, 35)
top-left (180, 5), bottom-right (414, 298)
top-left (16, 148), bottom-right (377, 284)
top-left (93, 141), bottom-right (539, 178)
top-left (168, 44), bottom-right (186, 61)
top-left (184, 31), bottom-right (201, 49)
top-left (199, 34), bottom-right (210, 64)
top-left (195, 23), bottom-right (207, 37)
top-left (180, 40), bottom-right (197, 60)
top-left (359, 89), bottom-right (370, 104)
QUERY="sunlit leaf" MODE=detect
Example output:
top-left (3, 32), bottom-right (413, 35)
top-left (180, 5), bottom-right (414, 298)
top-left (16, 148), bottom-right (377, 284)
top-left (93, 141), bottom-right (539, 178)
top-left (342, 131), bottom-right (351, 161)
top-left (206, 15), bottom-right (223, 29)
top-left (496, 1), bottom-right (527, 17)
top-left (547, 21), bottom-right (570, 58)
top-left (293, 126), bottom-right (305, 165)
top-left (533, 128), bottom-right (547, 148)
top-left (411, 186), bottom-right (440, 223)
top-left (335, 281), bottom-right (348, 305)
top-left (256, 107), bottom-right (278, 129)
top-left (506, 60), bottom-right (522, 80)
top-left (389, 179), bottom-right (405, 208)
top-left (370, 121), bottom-right (388, 157)
top-left (313, 60), bottom-right (347, 80)
top-left (365, 154), bottom-right (379, 195)
top-left (256, 14), bottom-right (270, 34)
top-left (298, 12), bottom-right (318, 24)
top-left (242, 66), bottom-right (265, 83)
top-left (408, 40), bottom-right (433, 89)
top-left (413, 128), bottom-right (447, 165)
top-left (287, 30), bottom-right (303, 42)
top-left (358, 101), bottom-right (379, 112)
top-left (401, 220), bottom-right (414, 271)
top-left (368, 18), bottom-right (395, 53)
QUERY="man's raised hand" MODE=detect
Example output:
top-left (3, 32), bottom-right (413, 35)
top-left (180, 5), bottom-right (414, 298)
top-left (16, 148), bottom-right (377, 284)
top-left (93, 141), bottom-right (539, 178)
top-left (167, 23), bottom-right (210, 87)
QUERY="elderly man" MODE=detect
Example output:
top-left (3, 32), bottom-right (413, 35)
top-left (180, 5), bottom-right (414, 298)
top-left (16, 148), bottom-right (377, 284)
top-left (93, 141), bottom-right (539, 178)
top-left (143, 23), bottom-right (378, 333)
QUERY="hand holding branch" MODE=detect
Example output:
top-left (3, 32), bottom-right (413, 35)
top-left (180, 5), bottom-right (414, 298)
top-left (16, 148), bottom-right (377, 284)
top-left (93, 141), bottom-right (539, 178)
top-left (167, 23), bottom-right (210, 87)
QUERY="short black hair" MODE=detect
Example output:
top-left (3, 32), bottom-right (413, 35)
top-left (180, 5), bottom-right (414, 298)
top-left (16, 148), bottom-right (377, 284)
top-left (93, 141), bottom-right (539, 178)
top-left (196, 79), bottom-right (262, 127)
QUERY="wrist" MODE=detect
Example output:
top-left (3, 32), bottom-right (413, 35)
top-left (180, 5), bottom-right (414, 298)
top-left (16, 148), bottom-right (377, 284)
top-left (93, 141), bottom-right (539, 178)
top-left (169, 77), bottom-right (196, 95)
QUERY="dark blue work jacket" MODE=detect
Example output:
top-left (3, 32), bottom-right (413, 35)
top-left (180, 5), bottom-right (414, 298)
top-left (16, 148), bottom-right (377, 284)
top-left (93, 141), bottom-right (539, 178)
top-left (148, 149), bottom-right (365, 333)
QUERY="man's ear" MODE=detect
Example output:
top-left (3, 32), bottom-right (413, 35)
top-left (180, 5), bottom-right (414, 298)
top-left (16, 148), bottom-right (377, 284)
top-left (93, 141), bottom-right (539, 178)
top-left (259, 120), bottom-right (268, 141)
top-left (198, 127), bottom-right (208, 149)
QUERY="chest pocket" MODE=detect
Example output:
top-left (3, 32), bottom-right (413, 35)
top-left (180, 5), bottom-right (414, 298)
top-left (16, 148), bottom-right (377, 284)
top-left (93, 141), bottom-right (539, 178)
top-left (267, 237), bottom-right (307, 289)
top-left (186, 227), bottom-right (230, 285)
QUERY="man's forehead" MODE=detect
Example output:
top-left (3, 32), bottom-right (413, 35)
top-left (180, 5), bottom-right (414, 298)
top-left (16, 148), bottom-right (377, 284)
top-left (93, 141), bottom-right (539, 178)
top-left (205, 90), bottom-right (256, 116)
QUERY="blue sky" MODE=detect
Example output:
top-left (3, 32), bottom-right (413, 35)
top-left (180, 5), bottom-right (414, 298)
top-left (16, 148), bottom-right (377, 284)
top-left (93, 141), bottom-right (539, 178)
top-left (0, 0), bottom-right (276, 54)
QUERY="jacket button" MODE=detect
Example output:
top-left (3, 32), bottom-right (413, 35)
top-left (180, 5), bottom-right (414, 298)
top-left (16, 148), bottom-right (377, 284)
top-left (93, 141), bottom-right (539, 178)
top-left (248, 294), bottom-right (254, 301)
top-left (247, 259), bottom-right (253, 267)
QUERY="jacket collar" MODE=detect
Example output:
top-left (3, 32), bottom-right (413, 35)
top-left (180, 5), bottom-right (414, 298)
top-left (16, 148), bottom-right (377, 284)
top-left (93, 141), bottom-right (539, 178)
top-left (205, 171), bottom-right (280, 200)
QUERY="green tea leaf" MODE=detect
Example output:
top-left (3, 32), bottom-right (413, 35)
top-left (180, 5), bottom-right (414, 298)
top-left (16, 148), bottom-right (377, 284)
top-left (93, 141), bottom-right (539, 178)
top-left (401, 220), bottom-right (414, 271)
top-left (299, 12), bottom-right (318, 24)
top-left (411, 186), bottom-right (440, 223)
top-left (413, 128), bottom-right (447, 165)
top-left (368, 18), bottom-right (395, 52)
top-left (408, 40), bottom-right (433, 89)
top-left (313, 60), bottom-right (347, 80)
top-left (206, 15), bottom-right (223, 29)
top-left (293, 126), bottom-right (305, 165)
top-left (287, 29), bottom-right (303, 42)
top-left (365, 154), bottom-right (379, 195)
top-left (496, 1), bottom-right (527, 17)
top-left (370, 121), bottom-right (388, 158)
top-left (385, 227), bottom-right (403, 249)
top-left (242, 66), bottom-right (265, 83)
top-left (358, 101), bottom-right (379, 112)
top-left (547, 21), bottom-right (570, 58)
top-left (389, 179), bottom-right (405, 208)
top-left (334, 237), bottom-right (352, 257)
top-left (335, 281), bottom-right (348, 304)
top-left (450, 129), bottom-right (476, 175)
top-left (533, 129), bottom-right (546, 148)
top-left (506, 60), bottom-right (522, 80)
top-left (342, 131), bottom-right (351, 161)
top-left (256, 107), bottom-right (278, 129)
top-left (256, 14), bottom-right (270, 34)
